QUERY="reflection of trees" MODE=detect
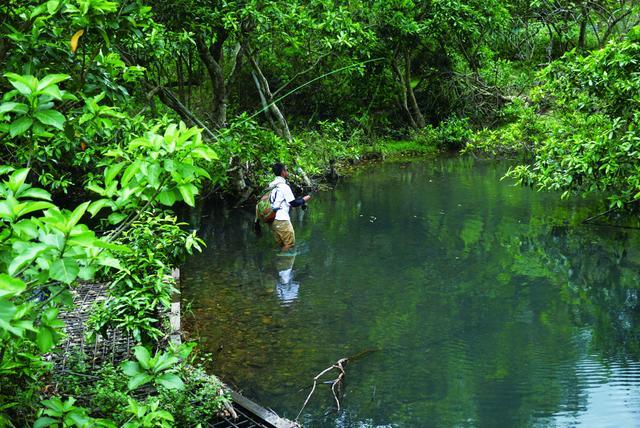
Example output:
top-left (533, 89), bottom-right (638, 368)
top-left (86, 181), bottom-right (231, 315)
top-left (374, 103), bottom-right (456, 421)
top-left (510, 225), bottom-right (640, 360)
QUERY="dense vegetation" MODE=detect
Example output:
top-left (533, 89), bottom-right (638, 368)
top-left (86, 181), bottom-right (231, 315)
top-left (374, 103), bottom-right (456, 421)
top-left (1, 0), bottom-right (640, 425)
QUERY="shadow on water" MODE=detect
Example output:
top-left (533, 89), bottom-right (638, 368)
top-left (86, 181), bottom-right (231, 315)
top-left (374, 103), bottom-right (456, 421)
top-left (181, 157), bottom-right (640, 427)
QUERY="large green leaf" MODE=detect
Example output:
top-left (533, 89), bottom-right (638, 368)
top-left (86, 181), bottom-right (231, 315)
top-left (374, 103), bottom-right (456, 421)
top-left (127, 373), bottom-right (154, 391)
top-left (20, 187), bottom-right (52, 200)
top-left (122, 361), bottom-right (142, 376)
top-left (34, 109), bottom-right (65, 130)
top-left (8, 243), bottom-right (49, 275)
top-left (33, 417), bottom-right (57, 428)
top-left (9, 117), bottom-right (33, 137)
top-left (0, 299), bottom-right (20, 336)
top-left (104, 162), bottom-right (125, 186)
top-left (87, 199), bottom-right (113, 217)
top-left (157, 189), bottom-right (177, 206)
top-left (37, 74), bottom-right (70, 91)
top-left (36, 326), bottom-right (55, 353)
top-left (0, 274), bottom-right (26, 298)
top-left (133, 346), bottom-right (151, 369)
top-left (177, 183), bottom-right (197, 207)
top-left (67, 201), bottom-right (90, 229)
top-left (156, 373), bottom-right (185, 390)
top-left (0, 102), bottom-right (28, 114)
top-left (8, 168), bottom-right (29, 193)
top-left (16, 201), bottom-right (55, 218)
top-left (4, 73), bottom-right (35, 95)
top-left (49, 258), bottom-right (79, 284)
top-left (153, 353), bottom-right (179, 373)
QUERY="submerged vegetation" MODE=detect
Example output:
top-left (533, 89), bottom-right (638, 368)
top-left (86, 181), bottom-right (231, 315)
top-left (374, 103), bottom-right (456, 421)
top-left (1, 0), bottom-right (640, 425)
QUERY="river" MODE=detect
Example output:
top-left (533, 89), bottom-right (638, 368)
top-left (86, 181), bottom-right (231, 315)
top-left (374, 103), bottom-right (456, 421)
top-left (182, 157), bottom-right (640, 427)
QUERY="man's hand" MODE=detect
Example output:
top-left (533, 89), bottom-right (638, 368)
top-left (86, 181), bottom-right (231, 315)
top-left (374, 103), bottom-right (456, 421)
top-left (303, 195), bottom-right (311, 202)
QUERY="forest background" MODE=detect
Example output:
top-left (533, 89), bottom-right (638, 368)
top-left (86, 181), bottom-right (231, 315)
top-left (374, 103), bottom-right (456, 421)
top-left (2, 0), bottom-right (640, 426)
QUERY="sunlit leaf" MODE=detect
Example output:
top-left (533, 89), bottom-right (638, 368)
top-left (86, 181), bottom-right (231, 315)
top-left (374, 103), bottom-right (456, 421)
top-left (70, 29), bottom-right (85, 54)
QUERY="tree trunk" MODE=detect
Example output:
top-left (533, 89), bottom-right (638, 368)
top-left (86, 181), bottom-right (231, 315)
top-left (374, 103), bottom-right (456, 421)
top-left (246, 51), bottom-right (293, 143)
top-left (392, 56), bottom-right (420, 130)
top-left (578, 5), bottom-right (588, 50)
top-left (195, 35), bottom-right (227, 128)
top-left (251, 71), bottom-right (281, 135)
top-left (404, 49), bottom-right (425, 128)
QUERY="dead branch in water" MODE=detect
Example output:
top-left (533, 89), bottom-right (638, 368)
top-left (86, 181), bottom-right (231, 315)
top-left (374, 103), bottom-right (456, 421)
top-left (295, 348), bottom-right (378, 421)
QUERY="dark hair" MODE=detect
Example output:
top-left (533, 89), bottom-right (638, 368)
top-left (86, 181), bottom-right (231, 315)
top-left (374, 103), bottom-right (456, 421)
top-left (272, 162), bottom-right (286, 176)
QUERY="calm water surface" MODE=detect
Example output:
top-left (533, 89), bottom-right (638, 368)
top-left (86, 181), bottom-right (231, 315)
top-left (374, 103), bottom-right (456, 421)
top-left (182, 157), bottom-right (640, 427)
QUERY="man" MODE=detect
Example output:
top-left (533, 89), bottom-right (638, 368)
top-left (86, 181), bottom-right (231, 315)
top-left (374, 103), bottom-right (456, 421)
top-left (268, 162), bottom-right (311, 252)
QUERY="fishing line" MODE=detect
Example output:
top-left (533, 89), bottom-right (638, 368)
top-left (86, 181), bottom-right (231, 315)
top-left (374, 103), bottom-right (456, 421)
top-left (230, 57), bottom-right (385, 130)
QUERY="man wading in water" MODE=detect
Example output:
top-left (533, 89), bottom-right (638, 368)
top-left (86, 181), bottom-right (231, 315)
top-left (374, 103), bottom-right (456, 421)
top-left (268, 162), bottom-right (311, 254)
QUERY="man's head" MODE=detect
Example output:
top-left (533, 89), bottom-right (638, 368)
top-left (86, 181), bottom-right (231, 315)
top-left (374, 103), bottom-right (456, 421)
top-left (272, 162), bottom-right (288, 178)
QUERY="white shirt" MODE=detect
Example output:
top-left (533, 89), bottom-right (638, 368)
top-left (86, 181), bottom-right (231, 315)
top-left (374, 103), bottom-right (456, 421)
top-left (268, 176), bottom-right (295, 221)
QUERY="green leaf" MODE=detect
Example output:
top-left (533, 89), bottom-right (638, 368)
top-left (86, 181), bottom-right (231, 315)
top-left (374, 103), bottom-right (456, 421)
top-left (121, 161), bottom-right (140, 186)
top-left (37, 74), bottom-right (69, 91)
top-left (107, 212), bottom-right (127, 224)
top-left (67, 201), bottom-right (90, 228)
top-left (13, 219), bottom-right (39, 239)
top-left (177, 184), bottom-right (197, 207)
top-left (127, 373), bottom-right (154, 391)
top-left (49, 258), bottom-right (79, 284)
top-left (97, 256), bottom-right (121, 270)
top-left (39, 85), bottom-right (63, 100)
top-left (156, 373), bottom-right (185, 390)
top-left (157, 189), bottom-right (177, 206)
top-left (8, 168), bottom-right (29, 192)
top-left (34, 110), bottom-right (65, 130)
top-left (8, 243), bottom-right (49, 275)
top-left (87, 199), bottom-right (112, 217)
top-left (78, 265), bottom-right (96, 281)
top-left (20, 187), bottom-right (52, 200)
top-left (133, 346), bottom-right (151, 369)
top-left (16, 201), bottom-right (55, 218)
top-left (122, 361), bottom-right (142, 376)
top-left (46, 0), bottom-right (61, 14)
top-left (104, 162), bottom-right (125, 186)
top-left (0, 300), bottom-right (20, 336)
top-left (34, 417), bottom-right (57, 428)
top-left (153, 354), bottom-right (179, 372)
top-left (0, 274), bottom-right (26, 298)
top-left (4, 73), bottom-right (35, 95)
top-left (9, 117), bottom-right (33, 137)
top-left (0, 102), bottom-right (28, 114)
top-left (42, 397), bottom-right (64, 414)
top-left (36, 327), bottom-right (54, 353)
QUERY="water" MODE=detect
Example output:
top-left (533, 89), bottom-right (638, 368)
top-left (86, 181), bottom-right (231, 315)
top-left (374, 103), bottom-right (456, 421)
top-left (182, 157), bottom-right (640, 427)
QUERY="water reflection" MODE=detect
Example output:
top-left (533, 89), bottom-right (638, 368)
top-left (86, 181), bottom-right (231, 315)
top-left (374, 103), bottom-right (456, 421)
top-left (182, 158), bottom-right (640, 427)
top-left (274, 255), bottom-right (300, 307)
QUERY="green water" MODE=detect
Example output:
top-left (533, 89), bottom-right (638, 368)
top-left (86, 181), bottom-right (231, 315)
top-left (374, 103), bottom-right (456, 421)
top-left (182, 157), bottom-right (640, 427)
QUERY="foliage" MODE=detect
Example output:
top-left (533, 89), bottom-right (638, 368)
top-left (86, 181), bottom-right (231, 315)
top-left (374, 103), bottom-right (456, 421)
top-left (51, 346), bottom-right (230, 426)
top-left (469, 29), bottom-right (640, 208)
top-left (34, 397), bottom-right (115, 428)
top-left (87, 213), bottom-right (202, 343)
top-left (435, 116), bottom-right (474, 149)
top-left (0, 0), bottom-right (154, 191)
top-left (0, 165), bottom-right (124, 425)
top-left (122, 398), bottom-right (174, 428)
top-left (122, 345), bottom-right (186, 391)
top-left (158, 364), bottom-right (230, 426)
top-left (464, 100), bottom-right (547, 157)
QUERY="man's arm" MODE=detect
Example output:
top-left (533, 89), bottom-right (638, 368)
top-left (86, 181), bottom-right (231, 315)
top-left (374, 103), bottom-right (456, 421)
top-left (290, 195), bottom-right (311, 207)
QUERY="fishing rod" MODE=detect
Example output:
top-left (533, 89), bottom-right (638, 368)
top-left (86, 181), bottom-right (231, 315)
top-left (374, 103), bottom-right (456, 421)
top-left (231, 57), bottom-right (385, 130)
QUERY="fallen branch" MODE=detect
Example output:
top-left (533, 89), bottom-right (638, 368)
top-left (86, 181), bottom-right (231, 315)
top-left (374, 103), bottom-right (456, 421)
top-left (295, 348), bottom-right (378, 420)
